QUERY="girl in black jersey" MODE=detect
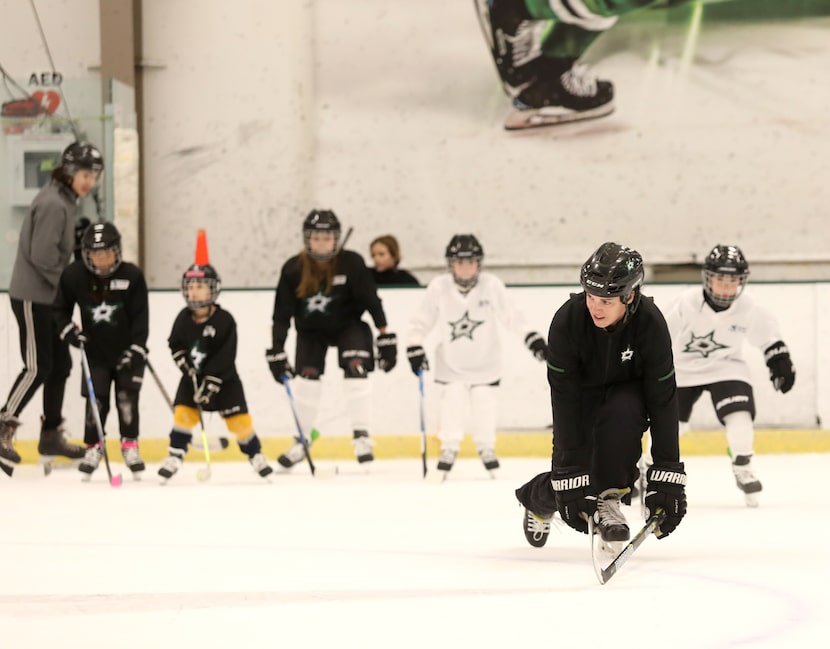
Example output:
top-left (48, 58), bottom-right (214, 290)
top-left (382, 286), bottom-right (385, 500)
top-left (158, 261), bottom-right (274, 481)
top-left (266, 210), bottom-right (397, 468)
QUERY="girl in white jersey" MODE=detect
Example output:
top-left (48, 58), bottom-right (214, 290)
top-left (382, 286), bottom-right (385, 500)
top-left (663, 245), bottom-right (795, 507)
top-left (405, 234), bottom-right (548, 476)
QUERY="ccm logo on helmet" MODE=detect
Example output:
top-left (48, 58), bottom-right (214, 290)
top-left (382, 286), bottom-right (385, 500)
top-left (584, 279), bottom-right (603, 289)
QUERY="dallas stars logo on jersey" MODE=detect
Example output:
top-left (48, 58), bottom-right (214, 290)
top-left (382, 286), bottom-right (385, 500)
top-left (683, 331), bottom-right (729, 358)
top-left (448, 310), bottom-right (484, 342)
top-left (85, 301), bottom-right (121, 326)
top-left (305, 290), bottom-right (333, 316)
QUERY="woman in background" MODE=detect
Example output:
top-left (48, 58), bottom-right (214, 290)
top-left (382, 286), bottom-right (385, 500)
top-left (370, 235), bottom-right (419, 286)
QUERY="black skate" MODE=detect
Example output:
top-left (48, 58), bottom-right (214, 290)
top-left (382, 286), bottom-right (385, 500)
top-left (250, 453), bottom-right (274, 478)
top-left (38, 420), bottom-right (85, 461)
top-left (428, 448), bottom-right (458, 484)
top-left (121, 439), bottom-right (145, 479)
top-left (158, 450), bottom-right (184, 482)
top-left (732, 455), bottom-right (762, 508)
top-left (523, 507), bottom-right (552, 548)
top-left (479, 448), bottom-right (500, 477)
top-left (277, 438), bottom-right (306, 468)
top-left (0, 417), bottom-right (22, 476)
top-left (352, 429), bottom-right (374, 464)
top-left (505, 64), bottom-right (614, 130)
top-left (594, 488), bottom-right (630, 542)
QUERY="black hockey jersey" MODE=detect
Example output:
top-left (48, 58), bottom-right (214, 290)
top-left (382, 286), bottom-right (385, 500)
top-left (53, 260), bottom-right (149, 366)
top-left (271, 250), bottom-right (388, 349)
top-left (548, 292), bottom-right (679, 468)
top-left (168, 305), bottom-right (240, 383)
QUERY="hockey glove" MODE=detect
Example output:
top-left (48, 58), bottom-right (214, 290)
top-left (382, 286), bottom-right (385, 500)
top-left (644, 462), bottom-right (687, 539)
top-left (266, 348), bottom-right (294, 384)
top-left (406, 345), bottom-right (429, 375)
top-left (525, 332), bottom-right (548, 362)
top-left (172, 349), bottom-right (196, 378)
top-left (116, 344), bottom-right (147, 373)
top-left (60, 323), bottom-right (87, 349)
top-left (376, 333), bottom-right (398, 372)
top-left (550, 466), bottom-right (597, 535)
top-left (764, 341), bottom-right (795, 393)
top-left (194, 375), bottom-right (222, 408)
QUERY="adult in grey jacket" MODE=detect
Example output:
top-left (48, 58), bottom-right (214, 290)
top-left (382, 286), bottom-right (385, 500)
top-left (0, 142), bottom-right (103, 477)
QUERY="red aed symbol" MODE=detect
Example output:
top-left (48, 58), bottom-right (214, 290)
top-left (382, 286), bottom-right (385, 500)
top-left (31, 90), bottom-right (61, 114)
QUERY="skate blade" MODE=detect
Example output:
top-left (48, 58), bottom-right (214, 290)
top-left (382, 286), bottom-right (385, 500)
top-left (744, 493), bottom-right (760, 508)
top-left (427, 470), bottom-right (449, 485)
top-left (130, 471), bottom-right (143, 482)
top-left (504, 101), bottom-right (615, 131)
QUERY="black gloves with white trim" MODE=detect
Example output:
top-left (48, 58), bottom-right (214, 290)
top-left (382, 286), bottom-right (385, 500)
top-left (266, 348), bottom-right (295, 384)
top-left (764, 341), bottom-right (795, 393)
top-left (524, 332), bottom-right (548, 362)
top-left (550, 466), bottom-right (597, 535)
top-left (645, 462), bottom-right (687, 539)
top-left (376, 333), bottom-right (398, 372)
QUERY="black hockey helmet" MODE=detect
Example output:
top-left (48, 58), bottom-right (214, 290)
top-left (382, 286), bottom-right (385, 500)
top-left (61, 141), bottom-right (103, 179)
top-left (81, 221), bottom-right (122, 277)
top-left (702, 244), bottom-right (749, 308)
top-left (445, 234), bottom-right (484, 290)
top-left (303, 209), bottom-right (341, 261)
top-left (580, 242), bottom-right (644, 315)
top-left (182, 263), bottom-right (221, 310)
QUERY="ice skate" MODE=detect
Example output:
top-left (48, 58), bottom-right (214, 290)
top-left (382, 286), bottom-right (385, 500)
top-left (479, 448), bottom-right (500, 478)
top-left (79, 445), bottom-right (103, 481)
top-left (732, 455), bottom-right (762, 507)
top-left (523, 508), bottom-right (553, 548)
top-left (121, 439), bottom-right (145, 479)
top-left (158, 450), bottom-right (184, 482)
top-left (352, 429), bottom-right (374, 464)
top-left (429, 448), bottom-right (457, 484)
top-left (0, 417), bottom-right (22, 477)
top-left (595, 488), bottom-right (630, 542)
top-left (504, 64), bottom-right (614, 131)
top-left (37, 419), bottom-right (85, 462)
top-left (250, 453), bottom-right (274, 479)
top-left (277, 438), bottom-right (306, 469)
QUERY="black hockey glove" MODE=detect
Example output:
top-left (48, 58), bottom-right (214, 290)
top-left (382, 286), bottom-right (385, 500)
top-left (524, 332), bottom-right (548, 362)
top-left (194, 375), bottom-right (222, 407)
top-left (172, 348), bottom-right (196, 378)
top-left (60, 323), bottom-right (87, 349)
top-left (116, 344), bottom-right (147, 373)
top-left (644, 462), bottom-right (687, 539)
top-left (406, 345), bottom-right (429, 375)
top-left (764, 341), bottom-right (795, 393)
top-left (376, 333), bottom-right (398, 372)
top-left (550, 466), bottom-right (597, 535)
top-left (266, 348), bottom-right (294, 384)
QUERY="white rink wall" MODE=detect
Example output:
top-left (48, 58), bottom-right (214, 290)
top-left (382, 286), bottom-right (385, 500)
top-left (1, 283), bottom-right (827, 440)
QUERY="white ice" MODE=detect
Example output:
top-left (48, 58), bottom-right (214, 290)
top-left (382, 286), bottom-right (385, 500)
top-left (1, 454), bottom-right (827, 649)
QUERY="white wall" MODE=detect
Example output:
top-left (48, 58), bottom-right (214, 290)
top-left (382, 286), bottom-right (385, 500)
top-left (2, 2), bottom-right (830, 290)
top-left (1, 283), bottom-right (825, 442)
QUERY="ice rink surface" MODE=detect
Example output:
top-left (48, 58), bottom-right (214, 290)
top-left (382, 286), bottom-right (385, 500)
top-left (1, 454), bottom-right (828, 649)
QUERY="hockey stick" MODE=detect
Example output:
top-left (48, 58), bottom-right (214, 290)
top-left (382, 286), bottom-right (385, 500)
top-left (146, 357), bottom-right (229, 453)
top-left (191, 375), bottom-right (212, 482)
top-left (79, 344), bottom-right (122, 487)
top-left (282, 378), bottom-right (317, 476)
top-left (417, 369), bottom-right (427, 478)
top-left (589, 509), bottom-right (666, 585)
top-left (337, 226), bottom-right (354, 254)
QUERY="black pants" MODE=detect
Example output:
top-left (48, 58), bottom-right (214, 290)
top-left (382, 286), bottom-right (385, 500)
top-left (516, 381), bottom-right (649, 514)
top-left (295, 321), bottom-right (375, 377)
top-left (1, 298), bottom-right (71, 429)
top-left (81, 364), bottom-right (141, 444)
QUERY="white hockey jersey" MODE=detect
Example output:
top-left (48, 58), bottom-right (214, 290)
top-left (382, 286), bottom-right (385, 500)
top-left (662, 287), bottom-right (783, 387)
top-left (406, 272), bottom-right (531, 384)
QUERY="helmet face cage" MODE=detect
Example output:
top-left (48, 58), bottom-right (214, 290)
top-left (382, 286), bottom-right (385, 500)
top-left (182, 264), bottom-right (221, 310)
top-left (303, 209), bottom-right (341, 261)
top-left (61, 142), bottom-right (104, 183)
top-left (702, 245), bottom-right (749, 308)
top-left (580, 242), bottom-right (644, 312)
top-left (445, 234), bottom-right (484, 290)
top-left (81, 222), bottom-right (122, 277)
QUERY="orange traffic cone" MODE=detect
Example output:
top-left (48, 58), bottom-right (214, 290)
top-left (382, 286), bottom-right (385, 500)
top-left (194, 229), bottom-right (209, 265)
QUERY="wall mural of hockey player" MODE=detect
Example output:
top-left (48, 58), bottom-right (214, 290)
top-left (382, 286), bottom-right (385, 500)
top-left (473, 0), bottom-right (830, 130)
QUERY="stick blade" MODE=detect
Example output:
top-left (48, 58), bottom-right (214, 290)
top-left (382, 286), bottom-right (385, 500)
top-left (110, 473), bottom-right (123, 488)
